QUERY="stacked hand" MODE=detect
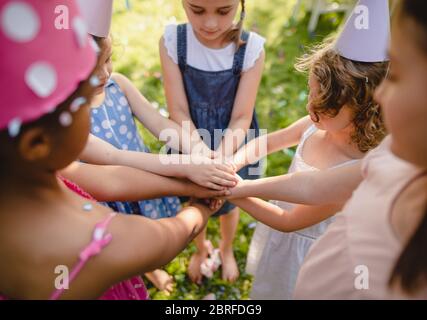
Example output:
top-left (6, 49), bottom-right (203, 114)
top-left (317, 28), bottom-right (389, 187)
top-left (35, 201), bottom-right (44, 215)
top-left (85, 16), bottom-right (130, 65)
top-left (184, 155), bottom-right (238, 190)
top-left (186, 153), bottom-right (239, 212)
top-left (218, 172), bottom-right (244, 201)
top-left (189, 197), bottom-right (225, 214)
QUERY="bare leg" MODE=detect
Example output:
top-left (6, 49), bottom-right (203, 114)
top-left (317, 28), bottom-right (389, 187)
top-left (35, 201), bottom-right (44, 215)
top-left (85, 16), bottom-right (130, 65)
top-left (145, 269), bottom-right (174, 294)
top-left (187, 226), bottom-right (209, 284)
top-left (219, 207), bottom-right (240, 282)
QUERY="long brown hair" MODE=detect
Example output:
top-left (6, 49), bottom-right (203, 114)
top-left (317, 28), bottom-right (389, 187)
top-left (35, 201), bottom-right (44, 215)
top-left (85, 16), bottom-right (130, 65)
top-left (389, 0), bottom-right (427, 295)
top-left (224, 0), bottom-right (246, 50)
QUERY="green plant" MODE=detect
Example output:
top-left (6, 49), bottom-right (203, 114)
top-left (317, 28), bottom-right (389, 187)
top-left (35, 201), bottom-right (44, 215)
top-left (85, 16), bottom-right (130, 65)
top-left (111, 0), bottom-right (344, 300)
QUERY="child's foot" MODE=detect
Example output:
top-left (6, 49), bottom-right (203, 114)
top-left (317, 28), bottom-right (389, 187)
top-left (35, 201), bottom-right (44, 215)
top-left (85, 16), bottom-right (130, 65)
top-left (188, 241), bottom-right (211, 284)
top-left (145, 269), bottom-right (174, 294)
top-left (220, 243), bottom-right (239, 283)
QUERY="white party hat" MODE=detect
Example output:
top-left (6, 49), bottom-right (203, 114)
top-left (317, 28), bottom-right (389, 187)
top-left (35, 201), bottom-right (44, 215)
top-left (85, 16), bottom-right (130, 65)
top-left (335, 0), bottom-right (390, 62)
top-left (77, 0), bottom-right (113, 38)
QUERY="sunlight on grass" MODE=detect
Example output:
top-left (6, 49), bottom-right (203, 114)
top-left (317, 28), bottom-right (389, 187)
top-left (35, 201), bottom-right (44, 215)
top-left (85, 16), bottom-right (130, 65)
top-left (110, 0), bottom-right (345, 299)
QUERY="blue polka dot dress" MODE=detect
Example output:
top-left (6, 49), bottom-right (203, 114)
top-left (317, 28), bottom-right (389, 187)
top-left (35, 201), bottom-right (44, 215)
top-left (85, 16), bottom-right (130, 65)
top-left (90, 78), bottom-right (181, 219)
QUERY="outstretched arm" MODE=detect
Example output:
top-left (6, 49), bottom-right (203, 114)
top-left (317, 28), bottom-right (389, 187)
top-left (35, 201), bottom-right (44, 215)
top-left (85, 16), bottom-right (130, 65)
top-left (81, 203), bottom-right (217, 298)
top-left (228, 161), bottom-right (363, 206)
top-left (216, 51), bottom-right (265, 159)
top-left (232, 116), bottom-right (312, 170)
top-left (159, 38), bottom-right (213, 157)
top-left (108, 203), bottom-right (214, 273)
top-left (112, 73), bottom-right (212, 156)
top-left (60, 161), bottom-right (229, 202)
top-left (231, 197), bottom-right (342, 232)
top-left (79, 134), bottom-right (237, 190)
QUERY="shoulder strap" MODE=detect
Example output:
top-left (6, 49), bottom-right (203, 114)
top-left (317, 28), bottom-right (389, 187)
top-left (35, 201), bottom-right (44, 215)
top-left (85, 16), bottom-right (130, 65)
top-left (177, 24), bottom-right (187, 72)
top-left (232, 31), bottom-right (250, 75)
top-left (301, 124), bottom-right (318, 143)
top-left (49, 212), bottom-right (117, 300)
top-left (333, 159), bottom-right (361, 169)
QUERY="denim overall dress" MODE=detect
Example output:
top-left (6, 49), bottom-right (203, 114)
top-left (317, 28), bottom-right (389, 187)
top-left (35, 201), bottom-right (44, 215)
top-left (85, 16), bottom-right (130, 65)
top-left (177, 23), bottom-right (260, 216)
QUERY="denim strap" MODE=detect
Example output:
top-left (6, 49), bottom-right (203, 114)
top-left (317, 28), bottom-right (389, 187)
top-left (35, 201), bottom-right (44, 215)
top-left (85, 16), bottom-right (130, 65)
top-left (177, 24), bottom-right (187, 72)
top-left (232, 30), bottom-right (250, 75)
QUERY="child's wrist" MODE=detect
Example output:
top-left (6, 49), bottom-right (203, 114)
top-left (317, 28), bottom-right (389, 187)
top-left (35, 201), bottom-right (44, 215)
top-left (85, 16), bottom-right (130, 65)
top-left (185, 180), bottom-right (200, 196)
top-left (177, 158), bottom-right (191, 178)
top-left (232, 159), bottom-right (243, 172)
top-left (232, 179), bottom-right (251, 198)
top-left (180, 162), bottom-right (189, 179)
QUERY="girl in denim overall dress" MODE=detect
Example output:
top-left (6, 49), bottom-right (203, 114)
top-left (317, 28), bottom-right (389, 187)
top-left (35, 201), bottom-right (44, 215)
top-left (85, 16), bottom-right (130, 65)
top-left (160, 0), bottom-right (265, 284)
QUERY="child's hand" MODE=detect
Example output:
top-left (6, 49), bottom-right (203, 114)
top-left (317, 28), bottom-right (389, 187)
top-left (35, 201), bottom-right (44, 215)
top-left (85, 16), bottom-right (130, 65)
top-left (221, 175), bottom-right (245, 200)
top-left (210, 152), bottom-right (238, 173)
top-left (208, 150), bottom-right (221, 159)
top-left (205, 198), bottom-right (224, 212)
top-left (189, 198), bottom-right (224, 216)
top-left (191, 184), bottom-right (231, 199)
top-left (225, 159), bottom-right (238, 173)
top-left (234, 174), bottom-right (244, 182)
top-left (185, 156), bottom-right (238, 190)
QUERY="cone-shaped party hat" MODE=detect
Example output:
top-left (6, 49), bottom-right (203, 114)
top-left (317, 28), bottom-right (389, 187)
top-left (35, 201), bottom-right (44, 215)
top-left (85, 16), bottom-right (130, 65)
top-left (77, 0), bottom-right (113, 38)
top-left (335, 0), bottom-right (390, 62)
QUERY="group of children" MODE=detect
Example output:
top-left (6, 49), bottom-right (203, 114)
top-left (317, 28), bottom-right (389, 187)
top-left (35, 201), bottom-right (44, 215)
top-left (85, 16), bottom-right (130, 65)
top-left (0, 0), bottom-right (426, 300)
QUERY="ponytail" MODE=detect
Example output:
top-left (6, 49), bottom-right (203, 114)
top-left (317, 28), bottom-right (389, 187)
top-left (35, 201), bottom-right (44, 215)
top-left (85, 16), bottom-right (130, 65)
top-left (224, 0), bottom-right (246, 50)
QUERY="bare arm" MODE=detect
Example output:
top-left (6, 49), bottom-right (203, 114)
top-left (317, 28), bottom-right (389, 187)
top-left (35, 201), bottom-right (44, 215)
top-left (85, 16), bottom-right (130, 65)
top-left (228, 161), bottom-right (363, 205)
top-left (112, 203), bottom-right (212, 272)
top-left (232, 116), bottom-right (312, 170)
top-left (97, 203), bottom-right (216, 288)
top-left (231, 197), bottom-right (342, 232)
top-left (80, 134), bottom-right (189, 178)
top-left (159, 38), bottom-right (212, 157)
top-left (60, 161), bottom-right (229, 202)
top-left (217, 51), bottom-right (265, 158)
top-left (112, 73), bottom-right (205, 155)
top-left (79, 134), bottom-right (237, 190)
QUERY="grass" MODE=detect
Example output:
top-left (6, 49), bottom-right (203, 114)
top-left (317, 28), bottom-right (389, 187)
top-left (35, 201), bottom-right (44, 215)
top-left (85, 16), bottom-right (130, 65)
top-left (111, 0), bottom-right (345, 300)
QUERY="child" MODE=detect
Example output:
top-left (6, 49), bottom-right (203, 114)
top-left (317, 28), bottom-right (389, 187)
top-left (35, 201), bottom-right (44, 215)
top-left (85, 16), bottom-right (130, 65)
top-left (228, 0), bottom-right (389, 299)
top-left (229, 0), bottom-right (427, 299)
top-left (0, 0), bottom-right (222, 300)
top-left (77, 1), bottom-right (237, 292)
top-left (160, 0), bottom-right (265, 283)
top-left (77, 0), bottom-right (237, 191)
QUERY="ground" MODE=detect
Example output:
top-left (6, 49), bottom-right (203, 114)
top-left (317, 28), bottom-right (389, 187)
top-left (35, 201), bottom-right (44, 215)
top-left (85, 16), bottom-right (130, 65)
top-left (111, 0), bottom-right (345, 300)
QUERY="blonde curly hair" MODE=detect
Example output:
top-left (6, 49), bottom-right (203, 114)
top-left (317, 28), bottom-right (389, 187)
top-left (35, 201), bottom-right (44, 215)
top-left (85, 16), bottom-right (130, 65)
top-left (295, 39), bottom-right (388, 153)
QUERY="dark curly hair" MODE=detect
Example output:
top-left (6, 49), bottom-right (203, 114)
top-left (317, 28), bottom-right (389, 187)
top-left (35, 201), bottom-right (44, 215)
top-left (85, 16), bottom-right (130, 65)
top-left (295, 40), bottom-right (388, 153)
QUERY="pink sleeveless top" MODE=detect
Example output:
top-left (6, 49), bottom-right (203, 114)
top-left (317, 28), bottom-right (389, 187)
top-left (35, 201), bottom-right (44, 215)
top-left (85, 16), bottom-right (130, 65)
top-left (294, 137), bottom-right (427, 299)
top-left (0, 177), bottom-right (148, 300)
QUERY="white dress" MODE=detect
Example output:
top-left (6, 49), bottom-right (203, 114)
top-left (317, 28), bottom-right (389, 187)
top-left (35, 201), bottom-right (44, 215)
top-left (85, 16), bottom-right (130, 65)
top-left (247, 125), bottom-right (358, 299)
